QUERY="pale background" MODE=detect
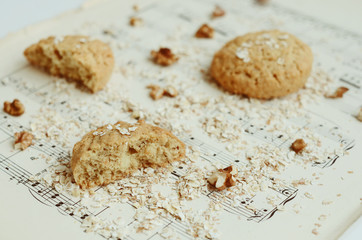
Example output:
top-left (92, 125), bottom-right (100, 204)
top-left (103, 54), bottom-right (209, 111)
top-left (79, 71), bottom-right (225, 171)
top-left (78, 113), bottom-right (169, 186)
top-left (0, 0), bottom-right (361, 239)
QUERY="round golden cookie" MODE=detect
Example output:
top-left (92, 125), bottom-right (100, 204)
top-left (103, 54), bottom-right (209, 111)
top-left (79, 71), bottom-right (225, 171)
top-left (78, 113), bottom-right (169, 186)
top-left (210, 30), bottom-right (313, 99)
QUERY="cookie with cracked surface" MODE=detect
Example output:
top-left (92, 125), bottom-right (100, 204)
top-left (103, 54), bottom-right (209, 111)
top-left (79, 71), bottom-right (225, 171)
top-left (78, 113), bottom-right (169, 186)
top-left (211, 30), bottom-right (313, 99)
top-left (24, 35), bottom-right (114, 93)
top-left (71, 120), bottom-right (186, 189)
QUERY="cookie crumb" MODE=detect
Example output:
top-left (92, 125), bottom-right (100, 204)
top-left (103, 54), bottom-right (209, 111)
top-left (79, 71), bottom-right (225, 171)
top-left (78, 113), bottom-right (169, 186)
top-left (129, 17), bottom-right (143, 27)
top-left (14, 131), bottom-right (34, 150)
top-left (326, 86), bottom-right (349, 98)
top-left (291, 139), bottom-right (307, 154)
top-left (208, 165), bottom-right (238, 191)
top-left (3, 99), bottom-right (25, 116)
top-left (150, 48), bottom-right (179, 66)
top-left (211, 5), bottom-right (225, 18)
top-left (195, 24), bottom-right (214, 38)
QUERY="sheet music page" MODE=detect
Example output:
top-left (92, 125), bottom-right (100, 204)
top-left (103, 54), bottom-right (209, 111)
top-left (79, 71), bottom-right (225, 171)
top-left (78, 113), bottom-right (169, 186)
top-left (0, 0), bottom-right (361, 239)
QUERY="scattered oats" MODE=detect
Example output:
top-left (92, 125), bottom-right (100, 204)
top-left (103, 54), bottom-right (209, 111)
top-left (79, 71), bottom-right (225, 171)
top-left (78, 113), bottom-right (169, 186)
top-left (54, 36), bottom-right (64, 44)
top-left (278, 34), bottom-right (289, 40)
top-left (318, 215), bottom-right (327, 221)
top-left (347, 170), bottom-right (354, 174)
top-left (304, 192), bottom-right (314, 199)
top-left (312, 228), bottom-right (319, 235)
top-left (235, 48), bottom-right (250, 62)
top-left (322, 200), bottom-right (333, 205)
top-left (277, 57), bottom-right (284, 65)
top-left (128, 126), bottom-right (137, 132)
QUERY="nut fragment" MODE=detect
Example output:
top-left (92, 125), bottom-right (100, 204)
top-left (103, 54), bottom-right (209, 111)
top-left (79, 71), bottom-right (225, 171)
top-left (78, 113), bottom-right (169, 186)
top-left (195, 24), bottom-right (214, 38)
top-left (14, 131), bottom-right (34, 150)
top-left (129, 17), bottom-right (143, 27)
top-left (291, 139), bottom-right (307, 154)
top-left (256, 0), bottom-right (269, 5)
top-left (208, 165), bottom-right (238, 191)
top-left (211, 5), bottom-right (225, 18)
top-left (356, 108), bottom-right (362, 122)
top-left (326, 86), bottom-right (349, 98)
top-left (147, 85), bottom-right (178, 100)
top-left (150, 48), bottom-right (179, 66)
top-left (3, 99), bottom-right (25, 116)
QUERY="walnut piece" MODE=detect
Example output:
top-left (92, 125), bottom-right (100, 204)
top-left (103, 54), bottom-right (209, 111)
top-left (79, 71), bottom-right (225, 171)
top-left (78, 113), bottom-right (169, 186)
top-left (326, 86), bottom-right (349, 98)
top-left (147, 85), bottom-right (178, 100)
top-left (129, 17), bottom-right (143, 27)
top-left (357, 108), bottom-right (362, 122)
top-left (291, 139), bottom-right (307, 154)
top-left (208, 165), bottom-right (238, 191)
top-left (256, 0), bottom-right (269, 5)
top-left (3, 99), bottom-right (25, 116)
top-left (150, 48), bottom-right (179, 66)
top-left (195, 24), bottom-right (214, 38)
top-left (14, 131), bottom-right (34, 150)
top-left (211, 5), bottom-right (225, 18)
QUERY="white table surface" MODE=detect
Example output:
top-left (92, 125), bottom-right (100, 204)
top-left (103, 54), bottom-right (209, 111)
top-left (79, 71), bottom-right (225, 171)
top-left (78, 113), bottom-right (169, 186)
top-left (0, 0), bottom-right (361, 239)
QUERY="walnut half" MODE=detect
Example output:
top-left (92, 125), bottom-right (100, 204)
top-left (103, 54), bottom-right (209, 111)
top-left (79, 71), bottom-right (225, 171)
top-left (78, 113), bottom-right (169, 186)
top-left (3, 99), bottom-right (25, 116)
top-left (208, 165), bottom-right (238, 191)
top-left (14, 131), bottom-right (34, 150)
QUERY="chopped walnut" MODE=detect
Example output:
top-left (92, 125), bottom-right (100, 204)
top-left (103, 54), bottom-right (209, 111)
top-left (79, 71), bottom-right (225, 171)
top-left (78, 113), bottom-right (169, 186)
top-left (14, 131), bottom-right (34, 150)
top-left (326, 86), bottom-right (349, 98)
top-left (291, 139), bottom-right (307, 154)
top-left (129, 17), bottom-right (143, 27)
top-left (357, 108), bottom-right (362, 122)
top-left (147, 85), bottom-right (178, 100)
top-left (195, 24), bottom-right (214, 38)
top-left (256, 0), bottom-right (269, 5)
top-left (3, 99), bottom-right (25, 116)
top-left (150, 48), bottom-right (179, 66)
top-left (211, 5), bottom-right (225, 18)
top-left (208, 165), bottom-right (238, 191)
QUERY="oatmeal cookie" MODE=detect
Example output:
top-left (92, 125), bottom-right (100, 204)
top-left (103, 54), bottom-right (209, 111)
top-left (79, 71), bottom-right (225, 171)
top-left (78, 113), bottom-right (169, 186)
top-left (71, 120), bottom-right (185, 189)
top-left (24, 35), bottom-right (114, 93)
top-left (211, 30), bottom-right (313, 99)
